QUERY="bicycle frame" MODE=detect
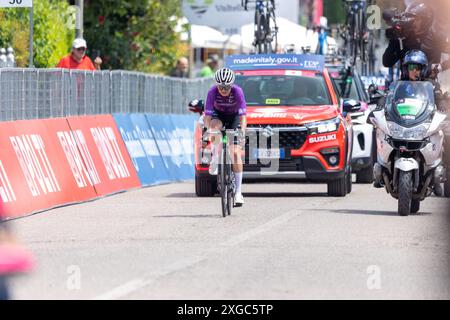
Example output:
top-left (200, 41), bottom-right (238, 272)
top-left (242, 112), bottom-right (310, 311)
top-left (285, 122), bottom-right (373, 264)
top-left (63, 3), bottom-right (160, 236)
top-left (242, 0), bottom-right (278, 54)
top-left (342, 0), bottom-right (371, 67)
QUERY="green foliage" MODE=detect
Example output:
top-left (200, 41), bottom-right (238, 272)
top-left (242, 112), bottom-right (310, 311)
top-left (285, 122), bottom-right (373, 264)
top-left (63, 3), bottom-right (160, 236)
top-left (323, 0), bottom-right (346, 25)
top-left (84, 0), bottom-right (185, 74)
top-left (0, 0), bottom-right (74, 67)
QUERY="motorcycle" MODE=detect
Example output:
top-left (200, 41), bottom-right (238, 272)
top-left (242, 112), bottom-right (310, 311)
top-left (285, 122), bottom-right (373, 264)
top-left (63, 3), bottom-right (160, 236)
top-left (368, 81), bottom-right (448, 216)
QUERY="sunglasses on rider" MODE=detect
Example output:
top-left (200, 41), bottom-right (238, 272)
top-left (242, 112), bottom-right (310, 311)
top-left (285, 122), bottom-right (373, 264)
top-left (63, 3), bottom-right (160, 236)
top-left (76, 47), bottom-right (86, 52)
top-left (218, 84), bottom-right (232, 91)
top-left (408, 64), bottom-right (422, 71)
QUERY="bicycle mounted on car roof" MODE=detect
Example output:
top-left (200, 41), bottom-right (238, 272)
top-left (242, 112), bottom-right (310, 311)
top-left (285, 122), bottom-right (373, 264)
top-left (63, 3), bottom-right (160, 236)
top-left (242, 0), bottom-right (278, 54)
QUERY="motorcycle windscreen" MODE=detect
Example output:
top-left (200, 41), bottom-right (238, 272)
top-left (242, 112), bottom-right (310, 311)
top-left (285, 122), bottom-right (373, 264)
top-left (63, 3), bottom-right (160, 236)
top-left (386, 81), bottom-right (435, 127)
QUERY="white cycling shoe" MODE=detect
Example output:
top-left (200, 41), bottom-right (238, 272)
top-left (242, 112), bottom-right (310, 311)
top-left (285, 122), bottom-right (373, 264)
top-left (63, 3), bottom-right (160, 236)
top-left (234, 193), bottom-right (244, 206)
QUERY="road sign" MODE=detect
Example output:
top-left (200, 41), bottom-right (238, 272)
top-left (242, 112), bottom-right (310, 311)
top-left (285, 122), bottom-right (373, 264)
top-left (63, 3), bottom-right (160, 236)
top-left (0, 0), bottom-right (33, 8)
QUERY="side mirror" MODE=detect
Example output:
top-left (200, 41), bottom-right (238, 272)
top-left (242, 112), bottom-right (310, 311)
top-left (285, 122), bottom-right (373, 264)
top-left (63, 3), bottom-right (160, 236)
top-left (368, 84), bottom-right (378, 96)
top-left (343, 99), bottom-right (361, 113)
top-left (188, 99), bottom-right (204, 114)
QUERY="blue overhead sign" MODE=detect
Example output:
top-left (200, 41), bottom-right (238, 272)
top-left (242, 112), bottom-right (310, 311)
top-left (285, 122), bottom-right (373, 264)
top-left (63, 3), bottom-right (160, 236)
top-left (225, 54), bottom-right (325, 72)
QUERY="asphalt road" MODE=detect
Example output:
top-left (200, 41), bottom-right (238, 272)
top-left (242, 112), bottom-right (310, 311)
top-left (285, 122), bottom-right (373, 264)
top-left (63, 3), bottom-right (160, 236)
top-left (7, 181), bottom-right (450, 300)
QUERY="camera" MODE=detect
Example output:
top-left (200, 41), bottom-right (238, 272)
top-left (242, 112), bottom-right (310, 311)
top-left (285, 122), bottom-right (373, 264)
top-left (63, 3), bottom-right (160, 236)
top-left (383, 9), bottom-right (415, 40)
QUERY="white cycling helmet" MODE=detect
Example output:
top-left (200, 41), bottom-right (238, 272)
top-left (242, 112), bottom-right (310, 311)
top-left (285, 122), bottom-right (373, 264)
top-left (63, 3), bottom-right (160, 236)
top-left (214, 68), bottom-right (235, 86)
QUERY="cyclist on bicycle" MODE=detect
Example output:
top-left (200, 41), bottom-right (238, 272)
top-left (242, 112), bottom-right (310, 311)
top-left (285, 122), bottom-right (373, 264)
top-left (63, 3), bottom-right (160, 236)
top-left (204, 68), bottom-right (247, 205)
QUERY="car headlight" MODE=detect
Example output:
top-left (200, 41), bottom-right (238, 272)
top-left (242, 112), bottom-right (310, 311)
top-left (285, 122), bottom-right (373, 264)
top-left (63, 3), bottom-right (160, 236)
top-left (306, 117), bottom-right (340, 135)
top-left (386, 121), bottom-right (430, 140)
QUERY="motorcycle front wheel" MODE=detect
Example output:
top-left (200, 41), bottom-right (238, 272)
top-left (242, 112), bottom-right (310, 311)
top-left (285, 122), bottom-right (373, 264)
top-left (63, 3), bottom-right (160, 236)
top-left (398, 171), bottom-right (413, 216)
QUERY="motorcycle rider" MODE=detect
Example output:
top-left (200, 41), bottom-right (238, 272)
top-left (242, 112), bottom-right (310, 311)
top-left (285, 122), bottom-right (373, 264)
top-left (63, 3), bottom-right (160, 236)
top-left (374, 50), bottom-right (446, 195)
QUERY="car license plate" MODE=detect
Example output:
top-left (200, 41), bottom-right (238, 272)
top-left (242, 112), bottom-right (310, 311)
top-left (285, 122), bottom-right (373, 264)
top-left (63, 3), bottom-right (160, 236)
top-left (254, 148), bottom-right (285, 159)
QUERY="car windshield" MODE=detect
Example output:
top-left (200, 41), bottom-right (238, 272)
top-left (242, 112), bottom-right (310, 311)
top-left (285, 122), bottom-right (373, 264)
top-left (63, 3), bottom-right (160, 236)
top-left (235, 74), bottom-right (331, 106)
top-left (332, 77), bottom-right (359, 101)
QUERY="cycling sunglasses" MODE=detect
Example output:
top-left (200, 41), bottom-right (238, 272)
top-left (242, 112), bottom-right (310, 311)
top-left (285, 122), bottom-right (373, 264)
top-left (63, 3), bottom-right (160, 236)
top-left (408, 64), bottom-right (422, 71)
top-left (217, 84), bottom-right (232, 91)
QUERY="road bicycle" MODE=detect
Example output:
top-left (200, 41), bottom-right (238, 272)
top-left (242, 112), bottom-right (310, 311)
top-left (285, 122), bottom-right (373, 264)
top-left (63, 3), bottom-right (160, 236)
top-left (340, 0), bottom-right (375, 67)
top-left (207, 127), bottom-right (244, 217)
top-left (216, 127), bottom-right (242, 218)
top-left (242, 0), bottom-right (278, 54)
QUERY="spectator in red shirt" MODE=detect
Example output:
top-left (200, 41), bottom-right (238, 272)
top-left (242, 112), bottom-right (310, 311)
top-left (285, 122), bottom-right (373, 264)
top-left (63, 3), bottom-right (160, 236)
top-left (57, 38), bottom-right (102, 70)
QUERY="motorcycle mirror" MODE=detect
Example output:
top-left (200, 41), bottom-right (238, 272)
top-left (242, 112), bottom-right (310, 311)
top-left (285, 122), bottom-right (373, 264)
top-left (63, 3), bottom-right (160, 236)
top-left (343, 99), bottom-right (361, 113)
top-left (188, 99), bottom-right (204, 114)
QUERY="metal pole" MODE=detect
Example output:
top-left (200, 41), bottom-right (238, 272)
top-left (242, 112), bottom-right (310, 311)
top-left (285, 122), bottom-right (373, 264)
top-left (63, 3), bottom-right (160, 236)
top-left (75, 0), bottom-right (84, 38)
top-left (29, 4), bottom-right (33, 67)
top-left (188, 25), bottom-right (193, 79)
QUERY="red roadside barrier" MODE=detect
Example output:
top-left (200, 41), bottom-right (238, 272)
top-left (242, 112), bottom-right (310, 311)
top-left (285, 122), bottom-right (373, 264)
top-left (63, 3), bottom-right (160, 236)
top-left (0, 115), bottom-right (141, 218)
top-left (0, 118), bottom-right (98, 218)
top-left (65, 115), bottom-right (141, 196)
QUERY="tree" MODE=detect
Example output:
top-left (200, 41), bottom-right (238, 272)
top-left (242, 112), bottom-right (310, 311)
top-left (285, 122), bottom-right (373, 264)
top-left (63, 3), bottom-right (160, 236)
top-left (323, 0), bottom-right (345, 25)
top-left (83, 0), bottom-right (186, 74)
top-left (0, 0), bottom-right (74, 67)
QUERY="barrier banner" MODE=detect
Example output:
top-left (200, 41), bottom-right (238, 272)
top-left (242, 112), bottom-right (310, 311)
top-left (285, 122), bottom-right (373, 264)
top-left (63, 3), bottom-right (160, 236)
top-left (0, 118), bottom-right (98, 218)
top-left (113, 114), bottom-right (171, 186)
top-left (145, 114), bottom-right (187, 181)
top-left (170, 114), bottom-right (197, 180)
top-left (66, 115), bottom-right (141, 196)
top-left (129, 114), bottom-right (172, 185)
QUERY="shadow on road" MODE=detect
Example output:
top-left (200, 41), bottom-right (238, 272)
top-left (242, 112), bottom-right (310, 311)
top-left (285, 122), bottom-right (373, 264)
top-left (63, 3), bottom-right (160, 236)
top-left (243, 192), bottom-right (328, 198)
top-left (166, 192), bottom-right (329, 198)
top-left (166, 193), bottom-right (202, 198)
top-left (326, 209), bottom-right (433, 217)
top-left (152, 214), bottom-right (221, 219)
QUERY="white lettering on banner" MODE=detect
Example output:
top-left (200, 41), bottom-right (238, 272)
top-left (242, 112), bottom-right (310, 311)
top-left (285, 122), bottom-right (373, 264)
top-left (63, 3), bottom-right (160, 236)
top-left (135, 126), bottom-right (158, 167)
top-left (73, 130), bottom-right (101, 185)
top-left (90, 127), bottom-right (130, 180)
top-left (309, 134), bottom-right (337, 144)
top-left (172, 127), bottom-right (194, 165)
top-left (167, 130), bottom-right (184, 167)
top-left (10, 135), bottom-right (61, 197)
top-left (0, 160), bottom-right (16, 203)
top-left (250, 113), bottom-right (287, 119)
top-left (119, 128), bottom-right (146, 172)
top-left (151, 129), bottom-right (172, 169)
top-left (57, 131), bottom-right (100, 188)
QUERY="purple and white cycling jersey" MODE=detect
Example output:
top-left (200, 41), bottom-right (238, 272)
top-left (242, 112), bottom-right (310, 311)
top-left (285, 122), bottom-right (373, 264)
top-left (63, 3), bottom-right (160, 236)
top-left (204, 85), bottom-right (247, 116)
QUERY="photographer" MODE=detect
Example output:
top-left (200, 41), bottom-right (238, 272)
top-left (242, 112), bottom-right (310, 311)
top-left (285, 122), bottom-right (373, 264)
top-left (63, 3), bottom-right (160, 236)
top-left (382, 1), bottom-right (450, 77)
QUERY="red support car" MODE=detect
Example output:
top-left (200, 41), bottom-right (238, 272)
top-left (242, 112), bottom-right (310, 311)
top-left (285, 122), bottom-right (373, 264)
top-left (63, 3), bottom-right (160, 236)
top-left (190, 54), bottom-right (360, 197)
